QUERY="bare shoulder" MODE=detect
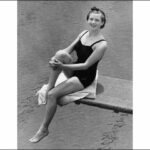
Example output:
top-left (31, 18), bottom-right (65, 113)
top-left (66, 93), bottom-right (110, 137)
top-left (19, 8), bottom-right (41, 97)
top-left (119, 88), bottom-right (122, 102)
top-left (93, 40), bottom-right (108, 51)
top-left (78, 30), bottom-right (88, 38)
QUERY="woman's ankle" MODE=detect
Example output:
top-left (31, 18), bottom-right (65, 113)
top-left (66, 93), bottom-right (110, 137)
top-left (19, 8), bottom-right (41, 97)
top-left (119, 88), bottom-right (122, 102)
top-left (39, 124), bottom-right (48, 132)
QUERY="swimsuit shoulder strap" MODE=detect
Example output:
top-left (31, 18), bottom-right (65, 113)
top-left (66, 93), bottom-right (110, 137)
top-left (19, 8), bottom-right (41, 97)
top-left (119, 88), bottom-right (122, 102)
top-left (91, 39), bottom-right (106, 47)
top-left (80, 30), bottom-right (88, 39)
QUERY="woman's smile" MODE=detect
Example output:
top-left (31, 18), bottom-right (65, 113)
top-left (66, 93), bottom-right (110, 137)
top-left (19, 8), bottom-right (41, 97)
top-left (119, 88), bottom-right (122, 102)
top-left (88, 13), bottom-right (102, 30)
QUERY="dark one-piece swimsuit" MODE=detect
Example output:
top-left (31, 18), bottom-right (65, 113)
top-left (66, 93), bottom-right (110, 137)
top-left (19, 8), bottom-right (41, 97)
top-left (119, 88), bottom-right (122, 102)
top-left (72, 31), bottom-right (106, 88)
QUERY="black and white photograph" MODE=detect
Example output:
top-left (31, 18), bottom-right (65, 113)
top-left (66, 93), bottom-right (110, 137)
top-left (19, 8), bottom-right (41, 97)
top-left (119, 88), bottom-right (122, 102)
top-left (2, 1), bottom-right (150, 149)
top-left (1, 1), bottom-right (150, 149)
top-left (17, 1), bottom-right (133, 149)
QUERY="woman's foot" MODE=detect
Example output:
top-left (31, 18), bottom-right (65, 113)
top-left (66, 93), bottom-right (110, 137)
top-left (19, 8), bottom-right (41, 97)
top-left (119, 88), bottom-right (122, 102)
top-left (29, 128), bottom-right (49, 143)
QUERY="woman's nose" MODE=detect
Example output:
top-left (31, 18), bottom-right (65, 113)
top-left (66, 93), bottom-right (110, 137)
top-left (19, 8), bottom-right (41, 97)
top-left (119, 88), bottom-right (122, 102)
top-left (91, 20), bottom-right (96, 24)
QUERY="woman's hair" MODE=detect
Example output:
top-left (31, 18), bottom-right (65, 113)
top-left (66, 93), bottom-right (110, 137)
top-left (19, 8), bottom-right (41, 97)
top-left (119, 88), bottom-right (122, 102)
top-left (86, 6), bottom-right (106, 29)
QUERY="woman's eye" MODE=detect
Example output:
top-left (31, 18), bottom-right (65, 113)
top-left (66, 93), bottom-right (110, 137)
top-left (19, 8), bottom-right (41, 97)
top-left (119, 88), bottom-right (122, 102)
top-left (89, 18), bottom-right (100, 22)
top-left (95, 19), bottom-right (100, 22)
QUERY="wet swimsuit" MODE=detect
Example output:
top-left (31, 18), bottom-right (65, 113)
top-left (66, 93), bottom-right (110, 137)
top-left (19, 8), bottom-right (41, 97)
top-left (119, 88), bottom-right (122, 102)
top-left (72, 31), bottom-right (106, 88)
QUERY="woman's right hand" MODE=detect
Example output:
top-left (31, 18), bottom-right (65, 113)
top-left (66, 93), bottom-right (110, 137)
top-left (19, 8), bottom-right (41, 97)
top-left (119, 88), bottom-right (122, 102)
top-left (49, 57), bottom-right (58, 69)
top-left (49, 49), bottom-right (65, 69)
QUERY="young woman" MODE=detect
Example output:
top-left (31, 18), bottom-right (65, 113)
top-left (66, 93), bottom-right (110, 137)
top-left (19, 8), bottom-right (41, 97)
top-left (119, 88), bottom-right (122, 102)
top-left (29, 6), bottom-right (107, 143)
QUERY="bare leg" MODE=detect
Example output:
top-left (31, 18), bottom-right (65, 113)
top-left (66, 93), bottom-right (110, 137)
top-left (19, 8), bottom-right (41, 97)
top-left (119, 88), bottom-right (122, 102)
top-left (47, 67), bottom-right (61, 90)
top-left (29, 67), bottom-right (61, 143)
top-left (46, 51), bottom-right (73, 91)
top-left (29, 52), bottom-right (74, 143)
top-left (29, 77), bottom-right (84, 143)
top-left (29, 96), bottom-right (57, 143)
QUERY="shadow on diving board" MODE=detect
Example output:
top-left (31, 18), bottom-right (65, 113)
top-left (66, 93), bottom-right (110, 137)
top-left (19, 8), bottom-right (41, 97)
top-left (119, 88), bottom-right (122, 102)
top-left (77, 75), bottom-right (133, 114)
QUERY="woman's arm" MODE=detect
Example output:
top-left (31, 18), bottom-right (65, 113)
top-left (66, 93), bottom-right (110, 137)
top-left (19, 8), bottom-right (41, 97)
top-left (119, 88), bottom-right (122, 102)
top-left (83, 41), bottom-right (107, 69)
top-left (54, 41), bottom-right (107, 71)
top-left (49, 30), bottom-right (88, 67)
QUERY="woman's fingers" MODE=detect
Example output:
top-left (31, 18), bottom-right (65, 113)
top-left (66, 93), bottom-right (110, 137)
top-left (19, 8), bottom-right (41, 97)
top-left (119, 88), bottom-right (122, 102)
top-left (49, 56), bottom-right (63, 70)
top-left (49, 60), bottom-right (59, 70)
top-left (49, 57), bottom-right (59, 65)
top-left (50, 56), bottom-right (59, 62)
top-left (49, 60), bottom-right (56, 67)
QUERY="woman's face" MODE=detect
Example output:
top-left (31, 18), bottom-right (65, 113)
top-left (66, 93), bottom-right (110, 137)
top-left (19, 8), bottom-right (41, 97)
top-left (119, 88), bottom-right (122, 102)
top-left (87, 12), bottom-right (102, 30)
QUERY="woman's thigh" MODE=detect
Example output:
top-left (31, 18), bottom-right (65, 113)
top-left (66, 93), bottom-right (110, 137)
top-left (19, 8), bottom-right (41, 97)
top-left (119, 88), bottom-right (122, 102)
top-left (48, 76), bottom-right (84, 99)
top-left (62, 69), bottom-right (73, 78)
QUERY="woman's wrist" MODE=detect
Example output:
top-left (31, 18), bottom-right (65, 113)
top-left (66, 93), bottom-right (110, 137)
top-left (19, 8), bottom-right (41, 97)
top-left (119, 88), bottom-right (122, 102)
top-left (61, 64), bottom-right (71, 70)
top-left (61, 63), bottom-right (65, 69)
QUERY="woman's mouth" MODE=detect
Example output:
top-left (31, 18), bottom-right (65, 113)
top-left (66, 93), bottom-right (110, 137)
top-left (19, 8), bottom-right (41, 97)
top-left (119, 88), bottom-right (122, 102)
top-left (90, 25), bottom-right (96, 28)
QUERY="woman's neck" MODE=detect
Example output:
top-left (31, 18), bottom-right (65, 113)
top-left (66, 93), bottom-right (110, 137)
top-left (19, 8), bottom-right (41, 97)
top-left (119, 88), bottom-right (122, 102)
top-left (88, 29), bottom-right (101, 37)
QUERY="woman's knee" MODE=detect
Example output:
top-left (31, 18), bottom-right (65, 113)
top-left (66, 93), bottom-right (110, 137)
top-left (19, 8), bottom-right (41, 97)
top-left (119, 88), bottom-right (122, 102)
top-left (47, 91), bottom-right (62, 105)
top-left (54, 50), bottom-right (73, 64)
top-left (47, 91), bottom-right (58, 103)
